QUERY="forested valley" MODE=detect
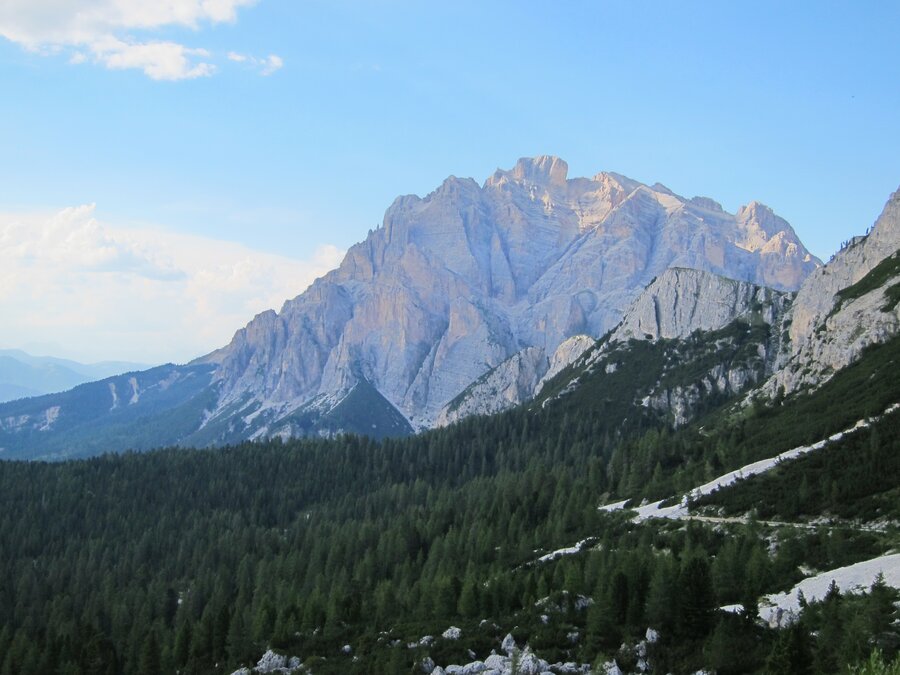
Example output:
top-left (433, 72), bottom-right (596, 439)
top-left (1, 331), bottom-right (899, 675)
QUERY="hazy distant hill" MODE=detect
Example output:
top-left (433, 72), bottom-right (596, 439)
top-left (0, 349), bottom-right (149, 403)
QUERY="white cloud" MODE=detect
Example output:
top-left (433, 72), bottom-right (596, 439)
top-left (227, 50), bottom-right (284, 76)
top-left (90, 37), bottom-right (216, 80)
top-left (0, 0), bottom-right (260, 80)
top-left (261, 54), bottom-right (283, 75)
top-left (0, 205), bottom-right (345, 364)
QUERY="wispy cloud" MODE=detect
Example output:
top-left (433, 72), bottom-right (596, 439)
top-left (0, 0), bottom-right (278, 80)
top-left (0, 205), bottom-right (344, 363)
top-left (261, 54), bottom-right (283, 76)
top-left (228, 51), bottom-right (283, 76)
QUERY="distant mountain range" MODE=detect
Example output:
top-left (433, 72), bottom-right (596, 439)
top-left (0, 350), bottom-right (148, 403)
top-left (6, 158), bottom-right (898, 461)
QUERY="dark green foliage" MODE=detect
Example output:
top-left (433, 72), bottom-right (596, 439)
top-left (679, 556), bottom-right (715, 639)
top-left (704, 614), bottom-right (766, 674)
top-left (883, 282), bottom-right (900, 312)
top-left (833, 249), bottom-right (900, 312)
top-left (0, 363), bottom-right (217, 460)
top-left (618, 334), bottom-right (900, 505)
top-left (849, 649), bottom-right (900, 675)
top-left (320, 378), bottom-right (414, 437)
top-left (764, 624), bottom-right (813, 675)
top-left (0, 327), bottom-right (898, 673)
top-left (697, 409), bottom-right (900, 521)
top-left (790, 579), bottom-right (900, 674)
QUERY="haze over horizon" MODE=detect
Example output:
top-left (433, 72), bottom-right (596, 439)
top-left (1, 0), bottom-right (898, 364)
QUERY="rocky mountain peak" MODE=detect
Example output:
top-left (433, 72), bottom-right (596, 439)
top-left (870, 185), bottom-right (900, 245)
top-left (690, 196), bottom-right (724, 212)
top-left (176, 158), bottom-right (822, 437)
top-left (485, 155), bottom-right (569, 189)
top-left (734, 200), bottom-right (799, 253)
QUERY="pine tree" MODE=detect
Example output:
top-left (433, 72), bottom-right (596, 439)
top-left (765, 624), bottom-right (812, 675)
top-left (458, 577), bottom-right (479, 619)
top-left (679, 556), bottom-right (714, 640)
top-left (227, 608), bottom-right (253, 666)
top-left (136, 629), bottom-right (161, 675)
top-left (173, 620), bottom-right (191, 668)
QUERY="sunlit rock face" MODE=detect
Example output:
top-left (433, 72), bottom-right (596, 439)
top-left (610, 267), bottom-right (792, 343)
top-left (200, 156), bottom-right (820, 434)
top-left (764, 186), bottom-right (900, 396)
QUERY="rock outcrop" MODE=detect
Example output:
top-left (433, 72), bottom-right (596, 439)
top-left (764, 186), bottom-right (900, 396)
top-left (436, 348), bottom-right (549, 427)
top-left (535, 267), bottom-right (794, 427)
top-left (198, 157), bottom-right (819, 438)
top-left (440, 267), bottom-right (794, 425)
top-left (610, 267), bottom-right (792, 343)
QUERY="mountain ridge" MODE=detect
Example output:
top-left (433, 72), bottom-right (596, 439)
top-left (197, 156), bottom-right (820, 438)
top-left (0, 349), bottom-right (149, 404)
top-left (0, 157), bottom-right (831, 455)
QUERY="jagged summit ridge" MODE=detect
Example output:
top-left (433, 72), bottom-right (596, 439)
top-left (198, 158), bottom-right (820, 437)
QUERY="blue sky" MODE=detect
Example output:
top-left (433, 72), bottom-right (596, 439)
top-left (1, 0), bottom-right (899, 362)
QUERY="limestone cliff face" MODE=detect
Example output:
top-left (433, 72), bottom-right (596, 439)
top-left (199, 156), bottom-right (820, 436)
top-left (765, 187), bottom-right (900, 396)
top-left (435, 347), bottom-right (549, 427)
top-left (439, 268), bottom-right (791, 426)
top-left (533, 268), bottom-right (793, 428)
top-left (610, 267), bottom-right (792, 343)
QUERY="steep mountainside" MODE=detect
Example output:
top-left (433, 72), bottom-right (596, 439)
top-left (535, 185), bottom-right (900, 429)
top-left (437, 267), bottom-right (792, 426)
top-left (764, 186), bottom-right (900, 396)
top-left (199, 156), bottom-right (818, 437)
top-left (0, 364), bottom-right (216, 461)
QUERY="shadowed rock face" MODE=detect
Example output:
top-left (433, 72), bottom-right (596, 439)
top-left (200, 156), bottom-right (821, 433)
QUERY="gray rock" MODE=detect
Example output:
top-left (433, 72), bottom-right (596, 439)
top-left (484, 654), bottom-right (508, 669)
top-left (442, 626), bottom-right (462, 640)
top-left (610, 267), bottom-right (791, 343)
top-left (255, 650), bottom-right (286, 673)
top-left (501, 633), bottom-right (517, 655)
top-left (764, 185), bottom-right (900, 397)
top-left (515, 647), bottom-right (550, 675)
